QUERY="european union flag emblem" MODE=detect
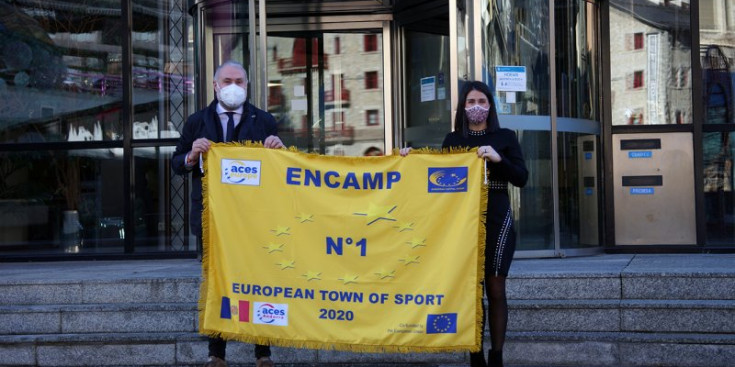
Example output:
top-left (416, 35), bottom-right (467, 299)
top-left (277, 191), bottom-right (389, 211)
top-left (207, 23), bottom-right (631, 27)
top-left (427, 167), bottom-right (468, 193)
top-left (426, 313), bottom-right (457, 334)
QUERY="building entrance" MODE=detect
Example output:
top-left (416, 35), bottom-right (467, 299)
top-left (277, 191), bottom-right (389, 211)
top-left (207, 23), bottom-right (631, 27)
top-left (188, 0), bottom-right (605, 257)
top-left (194, 0), bottom-right (394, 156)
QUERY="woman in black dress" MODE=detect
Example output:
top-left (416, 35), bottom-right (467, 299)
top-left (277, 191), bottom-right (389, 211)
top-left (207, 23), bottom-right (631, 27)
top-left (401, 80), bottom-right (528, 367)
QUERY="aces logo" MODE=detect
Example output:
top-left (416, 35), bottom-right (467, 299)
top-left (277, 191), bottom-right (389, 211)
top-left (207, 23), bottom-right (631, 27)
top-left (222, 159), bottom-right (261, 186)
top-left (253, 302), bottom-right (288, 326)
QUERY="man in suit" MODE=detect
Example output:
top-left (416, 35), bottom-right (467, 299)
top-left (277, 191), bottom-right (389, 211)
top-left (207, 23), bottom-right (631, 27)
top-left (172, 60), bottom-right (282, 367)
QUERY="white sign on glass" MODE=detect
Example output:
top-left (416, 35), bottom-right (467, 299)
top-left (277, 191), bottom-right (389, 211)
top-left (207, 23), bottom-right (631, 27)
top-left (495, 66), bottom-right (527, 92)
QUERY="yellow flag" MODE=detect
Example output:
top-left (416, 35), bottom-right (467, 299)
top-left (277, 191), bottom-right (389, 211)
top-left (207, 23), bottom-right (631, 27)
top-left (200, 144), bottom-right (486, 353)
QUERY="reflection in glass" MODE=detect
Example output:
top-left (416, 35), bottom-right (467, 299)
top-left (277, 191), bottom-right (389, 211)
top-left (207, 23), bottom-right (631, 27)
top-left (556, 0), bottom-right (600, 121)
top-left (132, 0), bottom-right (195, 139)
top-left (404, 30), bottom-right (451, 149)
top-left (133, 147), bottom-right (190, 252)
top-left (266, 33), bottom-right (385, 156)
top-left (556, 0), bottom-right (600, 249)
top-left (609, 0), bottom-right (692, 125)
top-left (204, 1), bottom-right (252, 104)
top-left (701, 0), bottom-right (735, 245)
top-left (558, 132), bottom-right (599, 248)
top-left (484, 0), bottom-right (550, 116)
top-left (0, 1), bottom-right (123, 142)
top-left (514, 130), bottom-right (554, 250)
top-left (701, 1), bottom-right (735, 126)
top-left (0, 150), bottom-right (124, 254)
top-left (703, 132), bottom-right (735, 244)
top-left (483, 0), bottom-right (554, 251)
top-left (394, 1), bottom-right (452, 149)
top-left (131, 1), bottom-right (193, 253)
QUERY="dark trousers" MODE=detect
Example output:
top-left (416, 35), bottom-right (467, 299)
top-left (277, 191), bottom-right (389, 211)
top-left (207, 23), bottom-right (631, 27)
top-left (199, 232), bottom-right (272, 360)
top-left (208, 337), bottom-right (271, 360)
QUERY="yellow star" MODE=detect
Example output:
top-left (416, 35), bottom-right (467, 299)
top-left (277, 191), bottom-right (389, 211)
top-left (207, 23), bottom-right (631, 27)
top-left (263, 243), bottom-right (284, 253)
top-left (270, 226), bottom-right (291, 236)
top-left (398, 255), bottom-right (420, 266)
top-left (405, 238), bottom-right (426, 248)
top-left (276, 259), bottom-right (295, 270)
top-left (302, 271), bottom-right (322, 281)
top-left (353, 203), bottom-right (397, 225)
top-left (295, 213), bottom-right (314, 223)
top-left (394, 222), bottom-right (414, 232)
top-left (375, 269), bottom-right (396, 279)
top-left (338, 274), bottom-right (359, 284)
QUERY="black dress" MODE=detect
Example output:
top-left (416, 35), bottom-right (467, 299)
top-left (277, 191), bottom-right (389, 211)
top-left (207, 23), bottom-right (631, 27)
top-left (442, 128), bottom-right (528, 277)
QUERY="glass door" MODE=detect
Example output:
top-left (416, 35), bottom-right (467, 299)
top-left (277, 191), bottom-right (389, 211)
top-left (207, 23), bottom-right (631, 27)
top-left (265, 32), bottom-right (386, 156)
top-left (198, 1), bottom-right (388, 157)
top-left (198, 0), bottom-right (255, 107)
top-left (396, 0), bottom-right (455, 149)
top-left (480, 0), bottom-right (602, 255)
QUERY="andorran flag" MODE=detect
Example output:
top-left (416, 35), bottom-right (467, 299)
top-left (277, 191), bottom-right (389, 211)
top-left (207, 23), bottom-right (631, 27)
top-left (199, 143), bottom-right (487, 353)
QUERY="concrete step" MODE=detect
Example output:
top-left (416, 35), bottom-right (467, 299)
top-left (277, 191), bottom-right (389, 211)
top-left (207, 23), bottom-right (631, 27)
top-left (0, 303), bottom-right (197, 335)
top-left (507, 270), bottom-right (735, 301)
top-left (0, 278), bottom-right (200, 306)
top-left (506, 331), bottom-right (735, 367)
top-left (4, 299), bottom-right (734, 336)
top-left (0, 332), bottom-right (464, 367)
top-left (2, 331), bottom-right (734, 367)
top-left (2, 256), bottom-right (734, 366)
top-left (509, 299), bottom-right (735, 333)
top-left (507, 254), bottom-right (735, 301)
top-left (4, 269), bottom-right (732, 307)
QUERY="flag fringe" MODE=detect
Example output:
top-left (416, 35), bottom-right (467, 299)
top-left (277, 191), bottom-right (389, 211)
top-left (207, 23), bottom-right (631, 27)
top-left (199, 149), bottom-right (211, 331)
top-left (199, 328), bottom-right (480, 353)
top-left (477, 178), bottom-right (488, 350)
top-left (390, 146), bottom-right (478, 155)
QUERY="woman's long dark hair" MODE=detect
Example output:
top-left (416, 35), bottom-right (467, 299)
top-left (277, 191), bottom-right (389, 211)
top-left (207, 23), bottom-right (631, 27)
top-left (453, 80), bottom-right (500, 137)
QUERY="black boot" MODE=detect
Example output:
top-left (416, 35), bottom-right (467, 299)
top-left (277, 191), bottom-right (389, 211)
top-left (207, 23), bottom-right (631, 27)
top-left (470, 350), bottom-right (487, 367)
top-left (488, 350), bottom-right (503, 367)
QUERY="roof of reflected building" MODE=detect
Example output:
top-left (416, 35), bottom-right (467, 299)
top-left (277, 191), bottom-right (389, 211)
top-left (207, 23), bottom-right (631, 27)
top-left (610, 0), bottom-right (690, 30)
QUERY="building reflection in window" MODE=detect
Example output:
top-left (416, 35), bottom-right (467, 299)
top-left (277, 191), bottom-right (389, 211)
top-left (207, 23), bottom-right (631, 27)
top-left (609, 0), bottom-right (692, 125)
top-left (701, 0), bottom-right (735, 245)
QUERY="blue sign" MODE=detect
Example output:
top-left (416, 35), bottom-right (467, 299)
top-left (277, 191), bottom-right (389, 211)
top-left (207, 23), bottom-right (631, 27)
top-left (585, 152), bottom-right (592, 160)
top-left (585, 188), bottom-right (594, 196)
top-left (630, 187), bottom-right (655, 195)
top-left (628, 151), bottom-right (653, 159)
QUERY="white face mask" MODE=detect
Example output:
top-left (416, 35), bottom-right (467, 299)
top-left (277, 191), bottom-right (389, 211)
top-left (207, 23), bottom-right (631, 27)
top-left (217, 83), bottom-right (246, 110)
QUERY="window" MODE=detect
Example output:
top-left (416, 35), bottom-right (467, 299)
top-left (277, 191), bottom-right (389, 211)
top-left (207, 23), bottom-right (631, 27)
top-left (675, 110), bottom-right (685, 124)
top-left (365, 71), bottom-right (378, 89)
top-left (675, 67), bottom-right (689, 88)
top-left (334, 37), bottom-right (341, 54)
top-left (366, 110), bottom-right (380, 126)
top-left (364, 34), bottom-right (378, 52)
top-left (627, 71), bottom-right (645, 89)
top-left (332, 111), bottom-right (345, 124)
top-left (634, 33), bottom-right (644, 50)
top-left (634, 71), bottom-right (644, 88)
top-left (268, 85), bottom-right (283, 108)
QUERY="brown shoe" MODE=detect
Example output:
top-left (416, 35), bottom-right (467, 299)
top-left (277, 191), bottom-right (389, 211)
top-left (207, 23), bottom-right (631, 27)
top-left (204, 356), bottom-right (227, 367)
top-left (256, 356), bottom-right (274, 367)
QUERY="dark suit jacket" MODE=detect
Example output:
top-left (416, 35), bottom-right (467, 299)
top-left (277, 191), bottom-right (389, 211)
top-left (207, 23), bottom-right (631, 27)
top-left (171, 100), bottom-right (278, 236)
